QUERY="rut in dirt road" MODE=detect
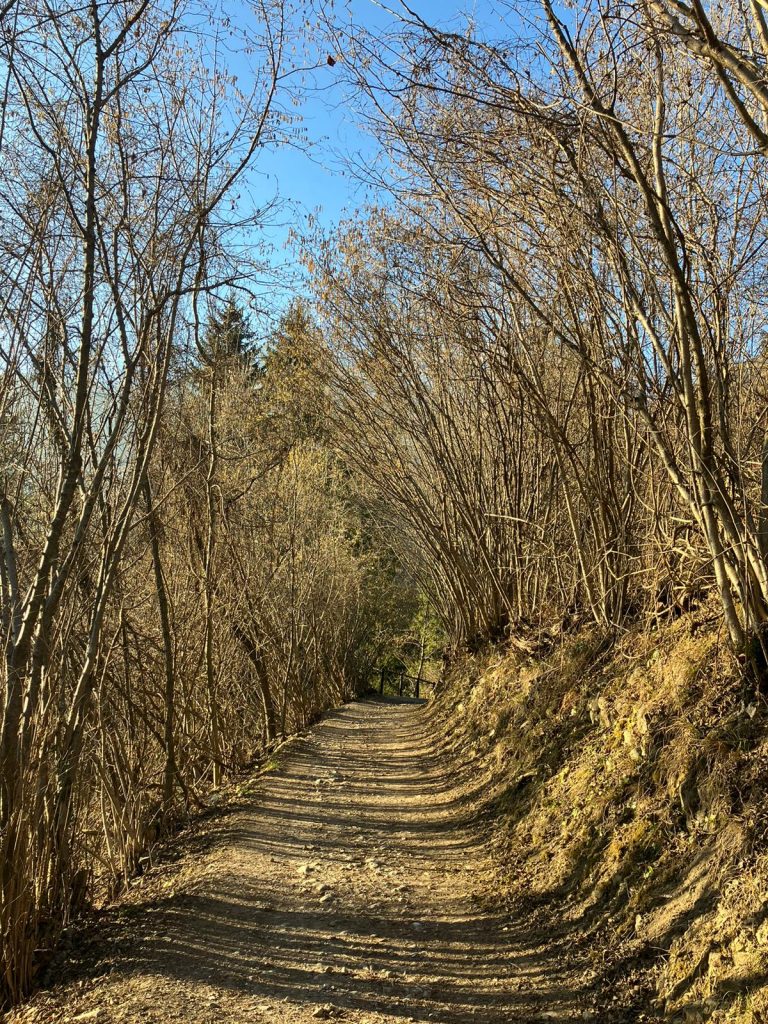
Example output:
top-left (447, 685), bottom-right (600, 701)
top-left (13, 700), bottom-right (590, 1024)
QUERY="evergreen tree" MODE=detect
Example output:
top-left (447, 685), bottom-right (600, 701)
top-left (199, 296), bottom-right (259, 376)
top-left (261, 299), bottom-right (329, 443)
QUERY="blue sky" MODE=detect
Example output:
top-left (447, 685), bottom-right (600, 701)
top-left (245, 0), bottom-right (513, 300)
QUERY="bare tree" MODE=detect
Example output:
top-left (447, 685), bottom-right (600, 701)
top-left (0, 0), bottom-right (297, 1001)
top-left (313, 0), bottom-right (768, 656)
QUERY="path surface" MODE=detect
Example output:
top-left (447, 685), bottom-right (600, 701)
top-left (11, 701), bottom-right (589, 1024)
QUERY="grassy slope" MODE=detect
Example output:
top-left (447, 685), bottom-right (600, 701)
top-left (430, 599), bottom-right (768, 1023)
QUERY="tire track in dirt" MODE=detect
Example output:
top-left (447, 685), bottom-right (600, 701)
top-left (8, 700), bottom-right (590, 1024)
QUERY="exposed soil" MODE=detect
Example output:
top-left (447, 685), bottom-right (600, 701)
top-left (6, 699), bottom-right (602, 1024)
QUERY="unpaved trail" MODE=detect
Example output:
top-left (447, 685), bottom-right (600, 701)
top-left (10, 700), bottom-right (591, 1024)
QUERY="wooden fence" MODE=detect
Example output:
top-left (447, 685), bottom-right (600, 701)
top-left (375, 666), bottom-right (438, 700)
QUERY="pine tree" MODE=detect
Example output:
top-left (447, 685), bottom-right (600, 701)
top-left (261, 299), bottom-right (328, 443)
top-left (199, 296), bottom-right (259, 376)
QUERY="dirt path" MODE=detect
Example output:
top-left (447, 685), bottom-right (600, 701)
top-left (9, 700), bottom-right (591, 1024)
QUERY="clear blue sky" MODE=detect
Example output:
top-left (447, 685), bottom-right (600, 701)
top-left (244, 0), bottom-right (515, 303)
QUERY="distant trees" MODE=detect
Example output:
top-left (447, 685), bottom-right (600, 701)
top-left (313, 0), bottom-right (768, 657)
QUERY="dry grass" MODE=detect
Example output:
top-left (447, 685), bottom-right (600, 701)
top-left (431, 602), bottom-right (768, 1022)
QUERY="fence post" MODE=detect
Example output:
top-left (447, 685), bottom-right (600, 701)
top-left (399, 671), bottom-right (404, 696)
top-left (379, 667), bottom-right (384, 695)
top-left (416, 676), bottom-right (420, 699)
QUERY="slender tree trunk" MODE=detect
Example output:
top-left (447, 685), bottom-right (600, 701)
top-left (143, 473), bottom-right (177, 814)
top-left (233, 623), bottom-right (277, 744)
top-left (204, 368), bottom-right (222, 787)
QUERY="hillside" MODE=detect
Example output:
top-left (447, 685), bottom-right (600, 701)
top-left (431, 610), bottom-right (768, 1023)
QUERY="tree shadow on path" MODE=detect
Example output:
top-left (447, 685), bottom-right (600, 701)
top-left (47, 701), bottom-right (604, 1023)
